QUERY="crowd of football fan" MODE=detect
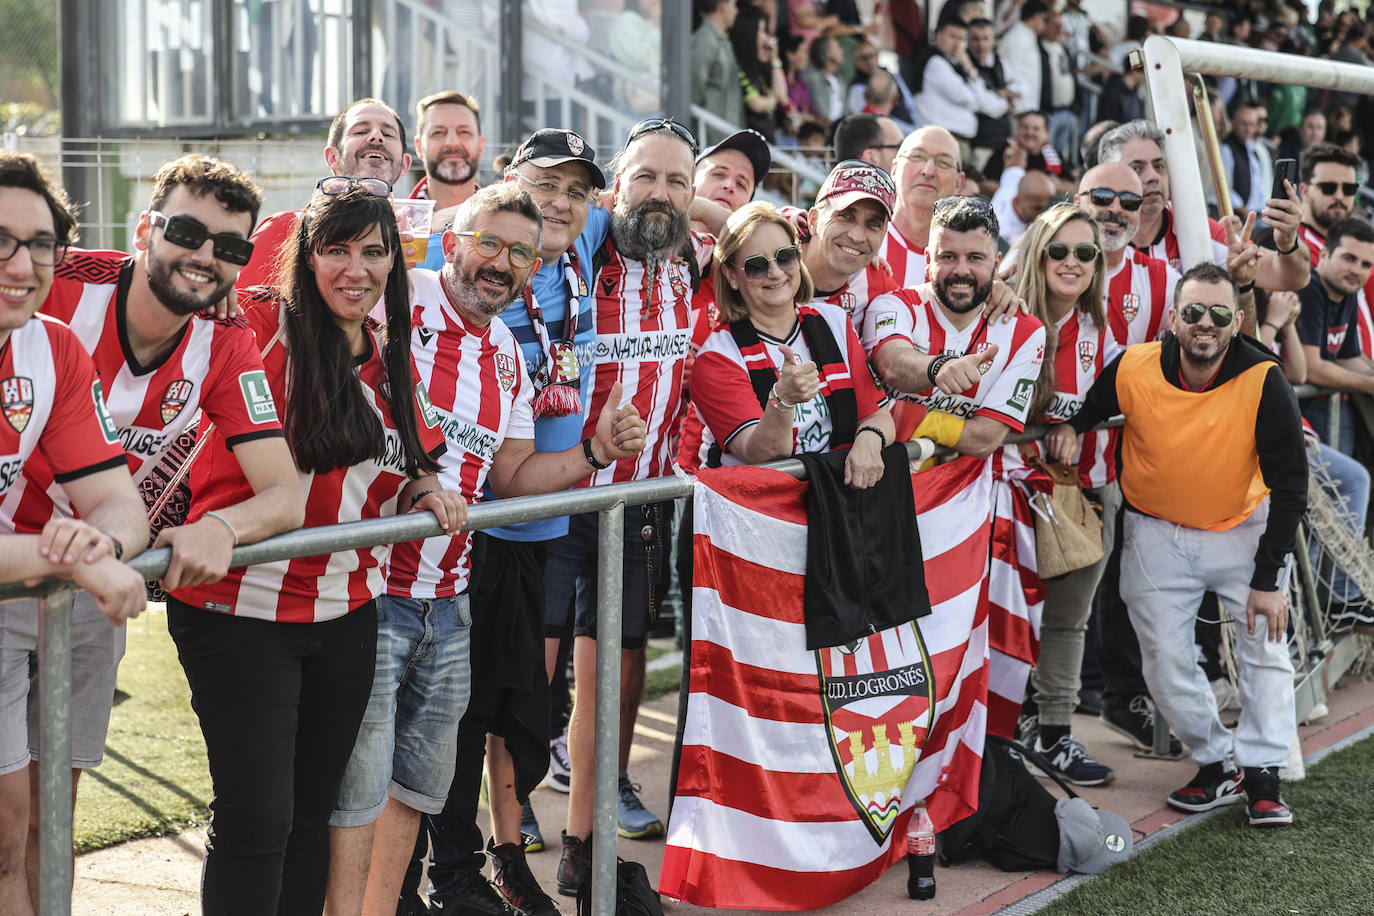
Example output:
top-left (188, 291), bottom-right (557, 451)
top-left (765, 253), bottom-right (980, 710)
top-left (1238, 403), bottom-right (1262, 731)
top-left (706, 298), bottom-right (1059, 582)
top-left (4, 1), bottom-right (1374, 913)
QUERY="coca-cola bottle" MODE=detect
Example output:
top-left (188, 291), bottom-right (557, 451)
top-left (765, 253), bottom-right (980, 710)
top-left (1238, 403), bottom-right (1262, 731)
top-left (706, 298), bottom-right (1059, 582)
top-left (906, 801), bottom-right (936, 900)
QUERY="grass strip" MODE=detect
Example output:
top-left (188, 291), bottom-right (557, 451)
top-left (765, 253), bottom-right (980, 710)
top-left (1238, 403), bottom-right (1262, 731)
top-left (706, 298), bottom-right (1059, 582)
top-left (1039, 733), bottom-right (1374, 916)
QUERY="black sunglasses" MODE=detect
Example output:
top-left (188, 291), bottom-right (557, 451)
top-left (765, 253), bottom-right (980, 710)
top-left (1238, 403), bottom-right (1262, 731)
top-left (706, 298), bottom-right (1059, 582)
top-left (737, 245), bottom-right (801, 280)
top-left (627, 118), bottom-right (698, 154)
top-left (148, 211), bottom-right (254, 266)
top-left (1179, 303), bottom-right (1234, 327)
top-left (316, 176), bottom-right (394, 197)
top-left (1045, 241), bottom-right (1100, 262)
top-left (1085, 188), bottom-right (1143, 211)
top-left (1314, 181), bottom-right (1359, 198)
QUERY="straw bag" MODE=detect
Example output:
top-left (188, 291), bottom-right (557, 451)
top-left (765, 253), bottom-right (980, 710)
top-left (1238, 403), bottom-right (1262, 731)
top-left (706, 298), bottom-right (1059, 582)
top-left (1024, 455), bottom-right (1103, 580)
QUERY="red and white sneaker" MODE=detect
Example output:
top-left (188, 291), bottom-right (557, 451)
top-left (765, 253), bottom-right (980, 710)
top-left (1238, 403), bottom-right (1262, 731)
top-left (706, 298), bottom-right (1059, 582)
top-left (1166, 761), bottom-right (1244, 812)
top-left (1243, 766), bottom-right (1294, 827)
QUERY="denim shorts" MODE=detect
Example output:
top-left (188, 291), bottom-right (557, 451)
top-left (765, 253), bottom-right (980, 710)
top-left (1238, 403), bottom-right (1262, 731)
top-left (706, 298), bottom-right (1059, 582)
top-left (1, 591), bottom-right (125, 775)
top-left (543, 502), bottom-right (673, 651)
top-left (330, 592), bottom-right (472, 826)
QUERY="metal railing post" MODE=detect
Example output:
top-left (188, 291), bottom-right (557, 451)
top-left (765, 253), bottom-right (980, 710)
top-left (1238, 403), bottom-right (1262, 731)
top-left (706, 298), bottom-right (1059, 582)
top-left (37, 585), bottom-right (75, 916)
top-left (1328, 394), bottom-right (1343, 452)
top-left (591, 503), bottom-right (625, 916)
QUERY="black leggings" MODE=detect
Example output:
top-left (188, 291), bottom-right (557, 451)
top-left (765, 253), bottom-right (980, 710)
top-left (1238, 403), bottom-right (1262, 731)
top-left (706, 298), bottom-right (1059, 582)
top-left (167, 598), bottom-right (378, 916)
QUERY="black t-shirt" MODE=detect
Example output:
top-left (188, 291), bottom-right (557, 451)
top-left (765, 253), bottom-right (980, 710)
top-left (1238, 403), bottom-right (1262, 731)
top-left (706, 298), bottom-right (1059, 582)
top-left (1297, 276), bottom-right (1362, 361)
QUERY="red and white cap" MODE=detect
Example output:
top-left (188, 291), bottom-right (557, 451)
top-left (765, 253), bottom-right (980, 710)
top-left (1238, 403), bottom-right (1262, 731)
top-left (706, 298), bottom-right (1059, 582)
top-left (816, 160), bottom-right (896, 219)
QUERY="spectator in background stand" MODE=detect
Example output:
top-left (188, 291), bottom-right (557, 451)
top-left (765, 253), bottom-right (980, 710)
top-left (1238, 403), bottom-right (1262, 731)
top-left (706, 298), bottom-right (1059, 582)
top-left (985, 111), bottom-right (1062, 183)
top-left (834, 113), bottom-right (906, 175)
top-left (998, 0), bottom-right (1050, 116)
top-left (1221, 100), bottom-right (1275, 222)
top-left (1041, 11), bottom-right (1080, 171)
top-left (782, 33), bottom-right (820, 127)
top-left (802, 35), bottom-right (847, 127)
top-left (912, 18), bottom-right (1009, 166)
top-left (1107, 15), bottom-right (1151, 78)
top-left (608, 0), bottom-right (662, 116)
top-left (1079, 119), bottom-right (1118, 172)
top-left (1060, 0), bottom-right (1094, 59)
top-left (846, 40), bottom-right (918, 132)
top-left (1200, 11), bottom-right (1224, 42)
top-left (992, 168), bottom-right (1055, 244)
top-left (730, 6), bottom-right (790, 142)
top-left (1277, 110), bottom-right (1327, 168)
top-left (968, 17), bottom-right (1027, 172)
top-left (411, 92), bottom-right (486, 216)
top-left (1330, 23), bottom-right (1374, 112)
top-left (692, 0), bottom-right (743, 143)
top-left (1096, 63), bottom-right (1145, 128)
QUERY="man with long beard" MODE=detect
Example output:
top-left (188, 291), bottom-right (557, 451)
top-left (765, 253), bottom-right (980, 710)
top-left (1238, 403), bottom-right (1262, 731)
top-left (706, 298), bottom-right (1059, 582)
top-left (411, 91), bottom-right (486, 215)
top-left (545, 118), bottom-right (713, 897)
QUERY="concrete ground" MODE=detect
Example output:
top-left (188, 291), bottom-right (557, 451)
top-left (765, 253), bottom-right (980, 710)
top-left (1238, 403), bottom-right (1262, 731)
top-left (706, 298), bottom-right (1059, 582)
top-left (72, 662), bottom-right (1374, 916)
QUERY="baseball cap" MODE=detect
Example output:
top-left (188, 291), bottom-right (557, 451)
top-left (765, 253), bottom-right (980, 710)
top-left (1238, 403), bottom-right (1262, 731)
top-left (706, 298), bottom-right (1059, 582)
top-left (696, 129), bottom-right (772, 195)
top-left (510, 128), bottom-right (606, 189)
top-left (1054, 798), bottom-right (1134, 875)
top-left (816, 160), bottom-right (897, 219)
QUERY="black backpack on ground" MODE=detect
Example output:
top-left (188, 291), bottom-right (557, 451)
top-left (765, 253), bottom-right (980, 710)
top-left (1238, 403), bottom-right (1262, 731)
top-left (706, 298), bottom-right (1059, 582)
top-left (575, 859), bottom-right (665, 916)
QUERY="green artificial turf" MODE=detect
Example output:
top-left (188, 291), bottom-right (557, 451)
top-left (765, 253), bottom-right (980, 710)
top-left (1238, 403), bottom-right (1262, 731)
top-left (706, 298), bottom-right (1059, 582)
top-left (1039, 732), bottom-right (1374, 916)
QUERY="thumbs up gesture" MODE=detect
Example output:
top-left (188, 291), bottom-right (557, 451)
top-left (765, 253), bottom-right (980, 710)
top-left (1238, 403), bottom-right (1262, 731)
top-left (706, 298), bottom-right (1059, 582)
top-left (774, 344), bottom-right (820, 407)
top-left (933, 343), bottom-right (999, 395)
top-left (588, 381), bottom-right (647, 466)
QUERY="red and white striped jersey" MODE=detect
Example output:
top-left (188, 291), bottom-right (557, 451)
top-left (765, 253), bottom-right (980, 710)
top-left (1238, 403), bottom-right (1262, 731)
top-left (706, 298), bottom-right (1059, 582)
top-left (14, 252), bottom-right (284, 529)
top-left (1019, 309), bottom-right (1124, 488)
top-left (170, 295), bottom-right (446, 623)
top-left (235, 209), bottom-right (300, 292)
top-left (1104, 248), bottom-right (1177, 346)
top-left (384, 270), bottom-right (534, 599)
top-left (0, 315), bottom-right (126, 532)
top-left (1140, 205), bottom-right (1228, 271)
top-left (810, 261), bottom-right (901, 339)
top-left (862, 283), bottom-right (1046, 431)
top-left (580, 233), bottom-right (713, 485)
top-left (879, 223), bottom-right (928, 290)
top-left (686, 304), bottom-right (883, 468)
top-left (1296, 223), bottom-right (1374, 357)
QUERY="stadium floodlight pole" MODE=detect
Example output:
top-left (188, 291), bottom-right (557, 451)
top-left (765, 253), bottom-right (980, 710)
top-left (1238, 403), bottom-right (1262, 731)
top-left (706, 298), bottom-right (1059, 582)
top-left (1140, 35), bottom-right (1374, 272)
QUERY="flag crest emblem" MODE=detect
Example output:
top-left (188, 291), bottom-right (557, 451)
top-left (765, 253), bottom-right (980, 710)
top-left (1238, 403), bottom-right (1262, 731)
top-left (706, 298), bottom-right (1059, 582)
top-left (161, 379), bottom-right (194, 424)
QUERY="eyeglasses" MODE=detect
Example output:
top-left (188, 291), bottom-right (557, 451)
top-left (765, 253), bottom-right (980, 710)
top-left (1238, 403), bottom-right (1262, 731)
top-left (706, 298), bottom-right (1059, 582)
top-left (315, 176), bottom-right (393, 197)
top-left (1179, 303), bottom-right (1234, 327)
top-left (0, 231), bottom-right (67, 267)
top-left (454, 231), bottom-right (539, 269)
top-left (148, 211), bottom-right (255, 266)
top-left (736, 245), bottom-right (801, 280)
top-left (1315, 181), bottom-right (1360, 197)
top-left (511, 171), bottom-right (591, 206)
top-left (898, 151), bottom-right (960, 173)
top-left (1045, 241), bottom-right (1101, 262)
top-left (626, 118), bottom-right (698, 155)
top-left (1084, 187), bottom-right (1143, 211)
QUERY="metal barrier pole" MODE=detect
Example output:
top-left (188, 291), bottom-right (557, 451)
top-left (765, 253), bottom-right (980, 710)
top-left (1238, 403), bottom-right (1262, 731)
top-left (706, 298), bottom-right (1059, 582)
top-left (1328, 393), bottom-right (1343, 452)
top-left (591, 503), bottom-right (625, 916)
top-left (37, 585), bottom-right (75, 916)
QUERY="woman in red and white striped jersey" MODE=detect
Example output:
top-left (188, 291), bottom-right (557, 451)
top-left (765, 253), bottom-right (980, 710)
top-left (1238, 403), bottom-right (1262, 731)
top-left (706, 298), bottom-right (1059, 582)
top-left (166, 187), bottom-right (464, 915)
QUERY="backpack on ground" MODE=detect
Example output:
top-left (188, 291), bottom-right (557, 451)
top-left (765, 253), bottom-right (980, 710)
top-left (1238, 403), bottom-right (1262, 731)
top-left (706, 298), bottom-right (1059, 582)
top-left (575, 859), bottom-right (664, 916)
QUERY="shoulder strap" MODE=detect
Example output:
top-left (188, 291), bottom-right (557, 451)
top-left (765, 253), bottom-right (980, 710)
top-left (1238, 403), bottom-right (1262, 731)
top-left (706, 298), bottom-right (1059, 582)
top-left (989, 734), bottom-right (1081, 800)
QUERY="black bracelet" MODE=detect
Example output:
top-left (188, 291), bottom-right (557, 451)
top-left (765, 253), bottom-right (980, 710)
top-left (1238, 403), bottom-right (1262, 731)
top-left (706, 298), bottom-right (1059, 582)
top-left (408, 489), bottom-right (434, 509)
top-left (857, 425), bottom-right (888, 450)
top-left (583, 438), bottom-right (611, 470)
top-left (1277, 236), bottom-right (1300, 255)
top-left (1238, 280), bottom-right (1256, 294)
top-left (927, 354), bottom-right (952, 387)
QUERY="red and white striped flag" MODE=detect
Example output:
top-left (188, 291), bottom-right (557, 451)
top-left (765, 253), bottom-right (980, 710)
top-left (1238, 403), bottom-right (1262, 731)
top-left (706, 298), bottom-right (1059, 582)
top-left (986, 475), bottom-right (1046, 739)
top-left (661, 456), bottom-right (994, 910)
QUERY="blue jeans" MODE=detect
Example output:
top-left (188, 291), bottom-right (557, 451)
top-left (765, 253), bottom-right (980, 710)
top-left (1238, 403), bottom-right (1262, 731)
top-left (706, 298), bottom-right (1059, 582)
top-left (1302, 396), bottom-right (1358, 456)
top-left (1308, 442), bottom-right (1371, 603)
top-left (332, 593), bottom-right (472, 825)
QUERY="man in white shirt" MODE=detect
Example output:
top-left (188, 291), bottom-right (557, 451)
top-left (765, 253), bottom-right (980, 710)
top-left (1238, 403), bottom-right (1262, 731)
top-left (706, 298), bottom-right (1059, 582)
top-left (998, 0), bottom-right (1050, 116)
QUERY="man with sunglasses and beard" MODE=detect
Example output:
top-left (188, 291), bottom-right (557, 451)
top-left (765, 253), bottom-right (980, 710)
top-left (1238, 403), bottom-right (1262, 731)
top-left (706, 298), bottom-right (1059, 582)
top-left (1049, 262), bottom-right (1307, 829)
top-left (237, 97), bottom-right (414, 290)
top-left (545, 118), bottom-right (713, 897)
top-left (8, 154), bottom-right (305, 903)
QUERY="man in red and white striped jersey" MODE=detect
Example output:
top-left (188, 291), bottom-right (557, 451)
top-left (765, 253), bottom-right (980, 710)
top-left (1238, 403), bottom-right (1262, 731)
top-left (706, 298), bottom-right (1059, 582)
top-left (548, 119), bottom-right (712, 895)
top-left (1074, 162), bottom-right (1178, 346)
top-left (237, 98), bottom-right (414, 290)
top-left (1098, 119), bottom-right (1309, 293)
top-left (324, 183), bottom-right (645, 915)
top-left (410, 90), bottom-right (485, 214)
top-left (0, 153), bottom-right (150, 916)
top-left (802, 160), bottom-right (901, 330)
top-left (881, 126), bottom-right (967, 289)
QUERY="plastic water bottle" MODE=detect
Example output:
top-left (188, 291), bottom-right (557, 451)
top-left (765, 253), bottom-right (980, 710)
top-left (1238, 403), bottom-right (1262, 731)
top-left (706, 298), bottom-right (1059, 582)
top-left (906, 801), bottom-right (936, 900)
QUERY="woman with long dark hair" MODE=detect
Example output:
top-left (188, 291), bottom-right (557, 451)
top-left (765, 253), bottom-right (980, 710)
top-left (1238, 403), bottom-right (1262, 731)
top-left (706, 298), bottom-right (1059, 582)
top-left (729, 7), bottom-right (790, 142)
top-left (166, 186), bottom-right (463, 914)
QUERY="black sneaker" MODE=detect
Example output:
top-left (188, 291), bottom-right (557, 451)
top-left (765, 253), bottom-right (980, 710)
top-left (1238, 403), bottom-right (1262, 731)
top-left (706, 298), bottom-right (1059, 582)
top-left (1100, 695), bottom-right (1183, 755)
top-left (1033, 733), bottom-right (1115, 786)
top-left (1242, 766), bottom-right (1294, 826)
top-left (1075, 686), bottom-right (1104, 717)
top-left (555, 831), bottom-right (591, 897)
top-left (1327, 599), bottom-right (1374, 630)
top-left (396, 890), bottom-right (429, 916)
top-left (488, 837), bottom-right (559, 916)
top-left (428, 868), bottom-right (520, 916)
top-left (1166, 761), bottom-right (1244, 813)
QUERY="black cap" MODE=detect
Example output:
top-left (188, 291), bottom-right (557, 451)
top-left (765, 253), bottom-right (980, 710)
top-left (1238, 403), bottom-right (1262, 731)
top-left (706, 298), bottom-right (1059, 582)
top-left (695, 129), bottom-right (772, 195)
top-left (510, 129), bottom-right (606, 189)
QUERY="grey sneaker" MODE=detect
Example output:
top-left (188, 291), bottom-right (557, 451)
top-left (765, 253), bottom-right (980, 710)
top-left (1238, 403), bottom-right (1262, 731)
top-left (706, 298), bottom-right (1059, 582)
top-left (616, 775), bottom-right (664, 839)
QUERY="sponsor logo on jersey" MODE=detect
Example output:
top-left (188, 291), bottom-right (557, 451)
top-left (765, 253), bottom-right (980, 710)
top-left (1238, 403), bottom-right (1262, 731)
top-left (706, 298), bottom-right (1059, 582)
top-left (238, 370), bottom-right (280, 424)
top-left (495, 352), bottom-right (518, 391)
top-left (92, 381), bottom-right (118, 444)
top-left (418, 327), bottom-right (436, 347)
top-left (1078, 340), bottom-right (1097, 372)
top-left (592, 329), bottom-right (691, 364)
top-left (161, 379), bottom-right (194, 425)
top-left (1328, 325), bottom-right (1349, 355)
top-left (1006, 377), bottom-right (1035, 412)
top-left (1121, 292), bottom-right (1140, 324)
top-left (415, 381), bottom-right (440, 428)
top-left (1, 376), bottom-right (34, 434)
top-left (600, 275), bottom-right (617, 296)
